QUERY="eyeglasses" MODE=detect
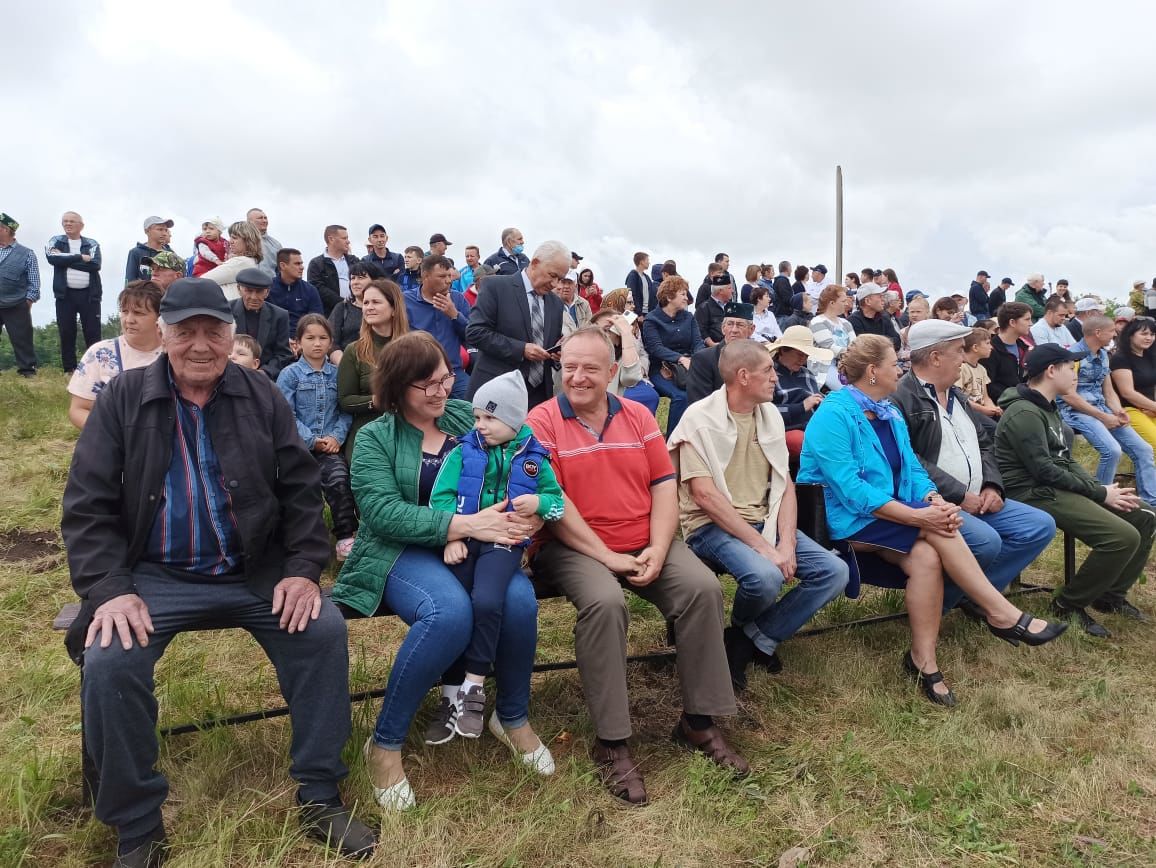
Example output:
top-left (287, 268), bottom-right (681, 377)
top-left (409, 372), bottom-right (456, 396)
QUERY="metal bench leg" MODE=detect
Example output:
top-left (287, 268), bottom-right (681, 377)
top-left (1063, 530), bottom-right (1076, 586)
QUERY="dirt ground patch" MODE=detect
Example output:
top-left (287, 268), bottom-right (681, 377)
top-left (0, 529), bottom-right (60, 564)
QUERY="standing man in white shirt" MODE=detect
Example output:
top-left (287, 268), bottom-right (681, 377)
top-left (247, 208), bottom-right (282, 278)
top-left (46, 211), bottom-right (103, 373)
top-left (307, 225), bottom-right (360, 315)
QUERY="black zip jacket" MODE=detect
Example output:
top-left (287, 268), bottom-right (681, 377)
top-left (60, 356), bottom-right (330, 661)
top-left (892, 370), bottom-right (1003, 504)
top-left (980, 336), bottom-right (1029, 403)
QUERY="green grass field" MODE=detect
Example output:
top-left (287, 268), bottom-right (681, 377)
top-left (1, 371), bottom-right (1153, 867)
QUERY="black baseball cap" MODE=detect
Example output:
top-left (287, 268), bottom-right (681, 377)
top-left (1024, 343), bottom-right (1086, 379)
top-left (1000, 277), bottom-right (1014, 286)
top-left (977, 270), bottom-right (990, 278)
top-left (813, 264), bottom-right (828, 274)
top-left (572, 251), bottom-right (584, 261)
top-left (429, 233), bottom-right (452, 246)
top-left (368, 224), bottom-right (387, 235)
top-left (159, 278), bottom-right (234, 324)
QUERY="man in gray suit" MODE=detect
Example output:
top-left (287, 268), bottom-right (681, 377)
top-left (230, 268), bottom-right (293, 380)
top-left (466, 240), bottom-right (569, 407)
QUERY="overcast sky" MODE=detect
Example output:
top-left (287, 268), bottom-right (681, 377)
top-left (10, 0), bottom-right (1156, 325)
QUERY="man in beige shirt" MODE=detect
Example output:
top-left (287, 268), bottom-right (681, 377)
top-left (668, 340), bottom-right (849, 690)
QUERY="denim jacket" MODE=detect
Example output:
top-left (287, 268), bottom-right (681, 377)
top-left (275, 358), bottom-right (352, 449)
top-left (1058, 339), bottom-right (1109, 417)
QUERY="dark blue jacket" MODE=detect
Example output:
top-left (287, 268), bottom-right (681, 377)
top-left (45, 235), bottom-right (102, 301)
top-left (641, 307), bottom-right (705, 364)
top-left (268, 275), bottom-right (324, 334)
top-left (969, 281), bottom-right (990, 319)
top-left (124, 242), bottom-right (172, 285)
top-left (484, 248), bottom-right (528, 276)
top-left (398, 268), bottom-right (422, 293)
top-left (404, 287), bottom-right (471, 375)
top-left (363, 250), bottom-right (404, 281)
top-left (625, 269), bottom-right (656, 314)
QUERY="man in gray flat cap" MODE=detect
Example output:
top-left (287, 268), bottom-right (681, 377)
top-left (892, 319), bottom-right (1056, 617)
top-left (61, 277), bottom-right (375, 865)
top-left (231, 267), bottom-right (293, 379)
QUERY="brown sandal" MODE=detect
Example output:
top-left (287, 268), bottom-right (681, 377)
top-left (590, 742), bottom-right (648, 806)
top-left (672, 719), bottom-right (750, 777)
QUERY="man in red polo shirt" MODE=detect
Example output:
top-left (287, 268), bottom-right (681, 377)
top-left (527, 326), bottom-right (748, 807)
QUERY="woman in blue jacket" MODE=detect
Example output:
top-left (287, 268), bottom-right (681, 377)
top-left (799, 335), bottom-right (1066, 706)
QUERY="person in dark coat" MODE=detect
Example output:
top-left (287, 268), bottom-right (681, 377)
top-left (981, 302), bottom-right (1033, 402)
top-left (229, 267), bottom-right (293, 379)
top-left (466, 240), bottom-right (567, 407)
top-left (686, 302), bottom-right (755, 404)
top-left (306, 225), bottom-right (361, 314)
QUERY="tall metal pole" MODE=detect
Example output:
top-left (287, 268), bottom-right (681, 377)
top-left (835, 166), bottom-right (844, 281)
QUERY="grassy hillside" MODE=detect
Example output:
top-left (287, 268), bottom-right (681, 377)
top-left (0, 371), bottom-right (1153, 867)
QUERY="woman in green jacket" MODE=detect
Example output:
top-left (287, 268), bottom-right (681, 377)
top-left (333, 332), bottom-right (551, 812)
top-left (337, 279), bottom-right (408, 462)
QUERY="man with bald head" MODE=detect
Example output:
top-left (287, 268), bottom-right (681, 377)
top-left (46, 211), bottom-right (103, 372)
top-left (669, 339), bottom-right (848, 690)
top-left (467, 240), bottom-right (567, 406)
top-left (247, 208), bottom-right (282, 277)
top-left (528, 326), bottom-right (747, 807)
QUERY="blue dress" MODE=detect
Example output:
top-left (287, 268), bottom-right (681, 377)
top-left (845, 416), bottom-right (926, 553)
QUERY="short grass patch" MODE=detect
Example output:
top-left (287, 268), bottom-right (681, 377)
top-left (1, 372), bottom-right (1154, 866)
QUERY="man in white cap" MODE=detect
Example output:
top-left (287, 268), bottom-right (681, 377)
top-left (849, 283), bottom-right (901, 351)
top-left (669, 339), bottom-right (848, 690)
top-left (556, 270), bottom-right (592, 335)
top-left (125, 216), bottom-right (175, 285)
top-left (892, 320), bottom-right (1057, 616)
top-left (1067, 296), bottom-right (1103, 342)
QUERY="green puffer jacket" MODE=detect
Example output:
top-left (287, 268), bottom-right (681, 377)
top-left (332, 399), bottom-right (475, 615)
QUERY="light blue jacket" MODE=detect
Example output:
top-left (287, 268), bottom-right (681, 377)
top-left (797, 387), bottom-right (935, 540)
top-left (275, 358), bottom-right (352, 449)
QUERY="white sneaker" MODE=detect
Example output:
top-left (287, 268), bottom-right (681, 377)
top-left (363, 738), bottom-right (415, 811)
top-left (488, 714), bottom-right (555, 776)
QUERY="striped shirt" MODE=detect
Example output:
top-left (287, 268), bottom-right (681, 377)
top-left (0, 243), bottom-right (41, 301)
top-left (527, 393), bottom-right (674, 552)
top-left (144, 375), bottom-right (243, 576)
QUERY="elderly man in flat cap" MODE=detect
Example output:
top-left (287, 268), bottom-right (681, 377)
top-left (230, 266), bottom-right (293, 379)
top-left (892, 320), bottom-right (1056, 617)
top-left (61, 277), bottom-right (375, 865)
top-left (0, 212), bottom-right (41, 377)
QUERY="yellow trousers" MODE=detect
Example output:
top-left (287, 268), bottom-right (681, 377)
top-left (1124, 407), bottom-right (1156, 452)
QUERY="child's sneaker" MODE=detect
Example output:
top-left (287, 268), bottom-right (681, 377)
top-left (335, 537), bottom-right (356, 561)
top-left (453, 684), bottom-right (486, 738)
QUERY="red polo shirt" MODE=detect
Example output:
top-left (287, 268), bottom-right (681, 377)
top-left (527, 393), bottom-right (674, 553)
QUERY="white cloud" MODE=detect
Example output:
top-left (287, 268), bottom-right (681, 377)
top-left (6, 0), bottom-right (1156, 329)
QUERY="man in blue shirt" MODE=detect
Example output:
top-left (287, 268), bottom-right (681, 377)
top-left (363, 223), bottom-right (404, 280)
top-left (405, 254), bottom-right (472, 399)
top-left (0, 212), bottom-right (41, 377)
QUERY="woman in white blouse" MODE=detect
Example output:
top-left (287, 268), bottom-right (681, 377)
top-left (750, 286), bottom-right (783, 343)
top-left (200, 220), bottom-right (264, 300)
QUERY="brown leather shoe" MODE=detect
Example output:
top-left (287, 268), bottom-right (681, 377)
top-left (672, 718), bottom-right (750, 777)
top-left (590, 742), bottom-right (648, 806)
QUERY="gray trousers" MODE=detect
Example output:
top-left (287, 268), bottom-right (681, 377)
top-left (80, 563), bottom-right (351, 840)
top-left (532, 539), bottom-right (736, 740)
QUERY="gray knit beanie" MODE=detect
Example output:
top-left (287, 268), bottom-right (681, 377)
top-left (472, 370), bottom-right (528, 434)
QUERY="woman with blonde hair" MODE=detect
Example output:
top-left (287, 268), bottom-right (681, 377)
top-left (200, 220), bottom-right (265, 300)
top-left (798, 335), bottom-right (1066, 707)
top-left (337, 278), bottom-right (409, 460)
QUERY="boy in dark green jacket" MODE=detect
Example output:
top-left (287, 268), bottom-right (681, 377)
top-left (995, 344), bottom-right (1155, 637)
top-left (429, 371), bottom-right (564, 737)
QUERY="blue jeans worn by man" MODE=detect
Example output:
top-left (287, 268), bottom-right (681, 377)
top-left (687, 524), bottom-right (848, 656)
top-left (1063, 403), bottom-right (1156, 503)
top-left (950, 499), bottom-right (1056, 610)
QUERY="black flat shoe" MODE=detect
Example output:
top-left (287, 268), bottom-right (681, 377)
top-left (902, 651), bottom-right (956, 708)
top-left (752, 647), bottom-right (783, 674)
top-left (986, 612), bottom-right (1068, 647)
top-left (1091, 598), bottom-right (1151, 623)
top-left (1051, 600), bottom-right (1111, 638)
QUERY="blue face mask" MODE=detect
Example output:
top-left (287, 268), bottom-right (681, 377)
top-left (512, 244), bottom-right (524, 255)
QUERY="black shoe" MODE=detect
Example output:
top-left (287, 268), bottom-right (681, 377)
top-left (723, 626), bottom-right (755, 692)
top-left (1050, 600), bottom-right (1111, 638)
top-left (986, 612), bottom-right (1068, 647)
top-left (955, 597), bottom-right (985, 623)
top-left (299, 799), bottom-right (377, 860)
top-left (752, 647), bottom-right (783, 674)
top-left (902, 651), bottom-right (957, 708)
top-left (113, 830), bottom-right (167, 868)
top-left (1091, 598), bottom-right (1151, 623)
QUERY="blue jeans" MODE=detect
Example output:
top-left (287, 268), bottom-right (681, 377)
top-left (623, 381), bottom-right (661, 416)
top-left (371, 545), bottom-right (537, 750)
top-left (450, 370), bottom-right (470, 400)
top-left (686, 524), bottom-right (849, 656)
top-left (650, 371), bottom-right (688, 433)
top-left (1064, 406), bottom-right (1156, 504)
top-left (949, 499), bottom-right (1057, 610)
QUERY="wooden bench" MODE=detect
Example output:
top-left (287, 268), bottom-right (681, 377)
top-left (53, 484), bottom-right (1073, 805)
